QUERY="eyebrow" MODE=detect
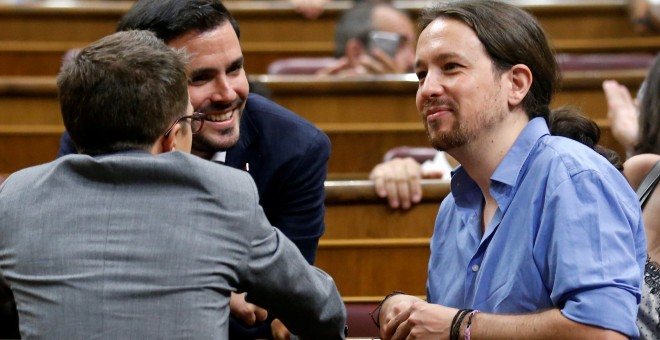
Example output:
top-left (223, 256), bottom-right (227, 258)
top-left (229, 56), bottom-right (245, 71)
top-left (189, 67), bottom-right (217, 79)
top-left (188, 56), bottom-right (245, 78)
top-left (415, 52), bottom-right (465, 69)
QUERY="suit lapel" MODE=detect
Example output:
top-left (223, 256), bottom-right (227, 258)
top-left (226, 107), bottom-right (261, 173)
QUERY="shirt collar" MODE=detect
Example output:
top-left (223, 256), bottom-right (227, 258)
top-left (211, 151), bottom-right (227, 163)
top-left (491, 117), bottom-right (549, 187)
top-left (450, 117), bottom-right (549, 206)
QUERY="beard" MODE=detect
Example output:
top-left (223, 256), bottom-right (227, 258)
top-left (192, 124), bottom-right (240, 153)
top-left (192, 98), bottom-right (245, 153)
top-left (422, 95), bottom-right (507, 151)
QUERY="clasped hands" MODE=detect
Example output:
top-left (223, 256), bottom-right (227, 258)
top-left (378, 294), bottom-right (459, 340)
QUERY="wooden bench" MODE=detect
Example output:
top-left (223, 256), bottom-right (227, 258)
top-left (1, 0), bottom-right (659, 75)
top-left (249, 69), bottom-right (647, 123)
top-left (0, 68), bottom-right (641, 174)
top-left (317, 179), bottom-right (450, 297)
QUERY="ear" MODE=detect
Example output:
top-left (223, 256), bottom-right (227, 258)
top-left (160, 123), bottom-right (181, 153)
top-left (345, 38), bottom-right (367, 65)
top-left (507, 64), bottom-right (533, 107)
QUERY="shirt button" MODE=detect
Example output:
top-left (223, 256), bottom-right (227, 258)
top-left (471, 264), bottom-right (480, 272)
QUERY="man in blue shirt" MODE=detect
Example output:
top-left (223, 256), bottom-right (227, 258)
top-left (374, 1), bottom-right (646, 339)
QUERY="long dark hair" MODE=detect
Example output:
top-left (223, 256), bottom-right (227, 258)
top-left (635, 53), bottom-right (660, 155)
top-left (419, 0), bottom-right (559, 124)
top-left (550, 107), bottom-right (623, 170)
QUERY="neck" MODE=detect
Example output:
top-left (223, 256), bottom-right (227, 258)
top-left (448, 113), bottom-right (529, 199)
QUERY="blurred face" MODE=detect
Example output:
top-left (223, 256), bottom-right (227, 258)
top-left (168, 22), bottom-right (249, 158)
top-left (373, 6), bottom-right (416, 72)
top-left (414, 18), bottom-right (509, 151)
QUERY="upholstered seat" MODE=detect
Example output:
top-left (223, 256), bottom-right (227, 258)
top-left (383, 146), bottom-right (437, 163)
top-left (556, 53), bottom-right (655, 71)
top-left (345, 301), bottom-right (380, 338)
top-left (266, 57), bottom-right (336, 75)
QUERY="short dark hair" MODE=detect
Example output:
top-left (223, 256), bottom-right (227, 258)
top-left (420, 0), bottom-right (559, 122)
top-left (635, 53), bottom-right (660, 155)
top-left (117, 0), bottom-right (240, 43)
top-left (57, 30), bottom-right (189, 155)
top-left (334, 2), bottom-right (376, 58)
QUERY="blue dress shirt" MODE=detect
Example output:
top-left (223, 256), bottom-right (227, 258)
top-left (427, 118), bottom-right (646, 338)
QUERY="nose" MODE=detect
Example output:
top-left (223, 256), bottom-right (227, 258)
top-left (210, 76), bottom-right (237, 103)
top-left (418, 70), bottom-right (445, 100)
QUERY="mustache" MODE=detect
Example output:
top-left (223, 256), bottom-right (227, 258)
top-left (422, 98), bottom-right (458, 114)
top-left (197, 98), bottom-right (244, 115)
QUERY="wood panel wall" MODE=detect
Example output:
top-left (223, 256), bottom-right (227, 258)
top-left (1, 0), bottom-right (658, 75)
top-left (0, 70), bottom-right (643, 175)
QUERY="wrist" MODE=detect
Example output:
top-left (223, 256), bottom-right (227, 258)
top-left (462, 310), bottom-right (479, 340)
top-left (369, 290), bottom-right (406, 329)
top-left (450, 309), bottom-right (479, 340)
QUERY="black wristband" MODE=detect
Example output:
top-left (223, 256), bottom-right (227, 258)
top-left (450, 309), bottom-right (472, 340)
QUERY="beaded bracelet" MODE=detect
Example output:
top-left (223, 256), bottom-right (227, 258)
top-left (464, 310), bottom-right (479, 340)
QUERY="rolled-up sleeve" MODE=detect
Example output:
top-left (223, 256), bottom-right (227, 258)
top-left (537, 169), bottom-right (645, 338)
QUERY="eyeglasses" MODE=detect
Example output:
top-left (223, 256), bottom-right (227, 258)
top-left (163, 112), bottom-right (206, 137)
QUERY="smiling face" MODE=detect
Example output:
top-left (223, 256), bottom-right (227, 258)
top-left (414, 17), bottom-right (510, 152)
top-left (168, 22), bottom-right (249, 158)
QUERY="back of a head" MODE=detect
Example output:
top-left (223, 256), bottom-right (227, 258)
top-left (419, 0), bottom-right (559, 122)
top-left (334, 2), bottom-right (376, 58)
top-left (57, 30), bottom-right (189, 155)
top-left (636, 53), bottom-right (660, 155)
top-left (550, 107), bottom-right (623, 171)
top-left (117, 0), bottom-right (240, 42)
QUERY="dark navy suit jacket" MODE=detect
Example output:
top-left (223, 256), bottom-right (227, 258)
top-left (58, 93), bottom-right (332, 338)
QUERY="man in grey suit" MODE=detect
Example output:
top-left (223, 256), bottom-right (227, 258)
top-left (0, 30), bottom-right (346, 339)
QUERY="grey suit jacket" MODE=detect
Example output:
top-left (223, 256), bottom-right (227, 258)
top-left (0, 151), bottom-right (345, 339)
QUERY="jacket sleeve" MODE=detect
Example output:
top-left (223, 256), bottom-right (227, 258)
top-left (268, 129), bottom-right (331, 265)
top-left (237, 173), bottom-right (346, 340)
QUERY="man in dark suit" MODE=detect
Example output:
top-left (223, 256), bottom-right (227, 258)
top-left (1, 29), bottom-right (346, 339)
top-left (57, 1), bottom-right (331, 338)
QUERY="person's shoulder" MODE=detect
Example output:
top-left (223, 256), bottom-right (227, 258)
top-left (0, 158), bottom-right (66, 195)
top-left (531, 136), bottom-right (634, 192)
top-left (623, 153), bottom-right (660, 190)
top-left (539, 135), bottom-right (614, 173)
top-left (244, 93), bottom-right (330, 154)
top-left (245, 93), bottom-right (324, 136)
top-left (5, 158), bottom-right (61, 181)
top-left (164, 152), bottom-right (253, 180)
top-left (162, 152), bottom-right (259, 196)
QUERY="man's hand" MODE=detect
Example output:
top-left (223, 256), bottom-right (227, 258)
top-left (270, 318), bottom-right (291, 340)
top-left (370, 157), bottom-right (424, 210)
top-left (230, 292), bottom-right (268, 326)
top-left (317, 51), bottom-right (403, 76)
top-left (602, 80), bottom-right (639, 153)
top-left (379, 295), bottom-right (456, 340)
top-left (357, 49), bottom-right (402, 74)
